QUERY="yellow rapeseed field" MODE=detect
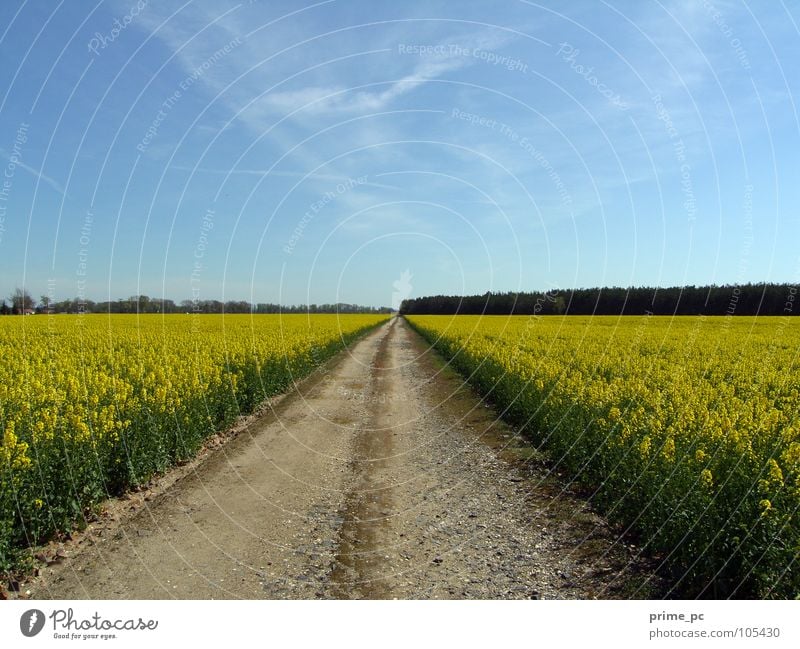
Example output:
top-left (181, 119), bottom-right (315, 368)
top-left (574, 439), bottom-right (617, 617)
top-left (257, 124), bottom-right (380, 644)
top-left (0, 313), bottom-right (386, 567)
top-left (407, 314), bottom-right (800, 598)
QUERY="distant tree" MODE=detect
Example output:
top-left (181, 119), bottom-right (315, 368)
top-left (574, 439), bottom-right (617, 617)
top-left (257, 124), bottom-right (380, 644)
top-left (224, 300), bottom-right (252, 314)
top-left (0, 300), bottom-right (9, 316)
top-left (128, 295), bottom-right (151, 313)
top-left (10, 287), bottom-right (34, 314)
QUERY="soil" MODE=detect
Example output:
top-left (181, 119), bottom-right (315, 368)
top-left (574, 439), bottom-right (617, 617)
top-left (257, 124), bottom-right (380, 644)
top-left (17, 317), bottom-right (660, 599)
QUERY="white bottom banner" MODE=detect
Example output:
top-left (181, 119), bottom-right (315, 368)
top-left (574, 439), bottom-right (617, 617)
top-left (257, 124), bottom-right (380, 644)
top-left (1, 600), bottom-right (797, 648)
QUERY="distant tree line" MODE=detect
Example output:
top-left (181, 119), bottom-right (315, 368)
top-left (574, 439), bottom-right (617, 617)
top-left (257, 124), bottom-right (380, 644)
top-left (1, 289), bottom-right (392, 315)
top-left (399, 283), bottom-right (799, 316)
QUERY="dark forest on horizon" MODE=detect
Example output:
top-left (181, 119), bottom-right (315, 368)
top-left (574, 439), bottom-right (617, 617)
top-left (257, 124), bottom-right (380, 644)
top-left (399, 283), bottom-right (799, 316)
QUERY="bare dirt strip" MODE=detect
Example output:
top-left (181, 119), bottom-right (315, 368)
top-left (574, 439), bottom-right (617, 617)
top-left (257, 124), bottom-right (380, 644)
top-left (25, 317), bottom-right (658, 599)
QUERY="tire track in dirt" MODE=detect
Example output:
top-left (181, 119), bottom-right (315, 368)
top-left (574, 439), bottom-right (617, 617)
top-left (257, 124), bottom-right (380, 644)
top-left (329, 318), bottom-right (396, 598)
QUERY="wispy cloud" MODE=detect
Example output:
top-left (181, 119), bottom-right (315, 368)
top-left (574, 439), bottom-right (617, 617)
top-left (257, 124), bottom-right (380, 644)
top-left (168, 164), bottom-right (400, 190)
top-left (129, 1), bottom-right (523, 127)
top-left (255, 55), bottom-right (468, 116)
top-left (128, 1), bottom-right (531, 194)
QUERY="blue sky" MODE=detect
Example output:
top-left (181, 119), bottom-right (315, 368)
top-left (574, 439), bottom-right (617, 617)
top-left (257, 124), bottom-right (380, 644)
top-left (1, 0), bottom-right (798, 307)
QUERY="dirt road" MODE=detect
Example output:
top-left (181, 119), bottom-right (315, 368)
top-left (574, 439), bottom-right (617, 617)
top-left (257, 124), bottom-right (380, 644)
top-left (31, 317), bottom-right (655, 599)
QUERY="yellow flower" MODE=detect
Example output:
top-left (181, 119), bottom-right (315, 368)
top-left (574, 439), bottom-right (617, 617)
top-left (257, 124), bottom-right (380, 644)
top-left (767, 458), bottom-right (784, 485)
top-left (662, 437), bottom-right (676, 463)
top-left (639, 436), bottom-right (652, 458)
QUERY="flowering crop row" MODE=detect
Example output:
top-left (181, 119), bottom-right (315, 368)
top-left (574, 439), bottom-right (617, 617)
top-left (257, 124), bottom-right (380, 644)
top-left (407, 314), bottom-right (799, 598)
top-left (0, 313), bottom-right (386, 568)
